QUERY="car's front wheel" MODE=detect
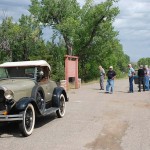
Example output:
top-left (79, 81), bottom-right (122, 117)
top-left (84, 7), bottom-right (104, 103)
top-left (56, 94), bottom-right (66, 118)
top-left (19, 103), bottom-right (35, 137)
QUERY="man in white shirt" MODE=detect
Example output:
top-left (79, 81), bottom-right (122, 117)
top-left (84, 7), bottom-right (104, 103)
top-left (128, 64), bottom-right (135, 93)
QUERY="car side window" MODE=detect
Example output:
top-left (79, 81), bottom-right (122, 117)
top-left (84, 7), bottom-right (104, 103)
top-left (37, 66), bottom-right (50, 82)
top-left (25, 67), bottom-right (35, 78)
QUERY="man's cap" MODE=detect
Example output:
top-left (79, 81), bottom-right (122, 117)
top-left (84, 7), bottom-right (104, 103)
top-left (140, 65), bottom-right (143, 68)
top-left (109, 66), bottom-right (113, 69)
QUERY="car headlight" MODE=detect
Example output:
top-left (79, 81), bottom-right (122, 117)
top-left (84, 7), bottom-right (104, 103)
top-left (4, 90), bottom-right (14, 100)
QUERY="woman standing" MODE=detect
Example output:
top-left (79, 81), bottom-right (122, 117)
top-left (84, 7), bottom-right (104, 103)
top-left (99, 66), bottom-right (105, 90)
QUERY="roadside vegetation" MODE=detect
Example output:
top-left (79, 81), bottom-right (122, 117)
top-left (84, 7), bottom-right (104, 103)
top-left (0, 0), bottom-right (132, 82)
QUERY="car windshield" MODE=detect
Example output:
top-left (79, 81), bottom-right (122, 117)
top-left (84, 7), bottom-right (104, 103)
top-left (0, 67), bottom-right (36, 79)
top-left (0, 68), bottom-right (8, 78)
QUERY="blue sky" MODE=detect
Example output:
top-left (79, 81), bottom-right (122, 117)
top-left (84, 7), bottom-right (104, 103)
top-left (0, 0), bottom-right (150, 62)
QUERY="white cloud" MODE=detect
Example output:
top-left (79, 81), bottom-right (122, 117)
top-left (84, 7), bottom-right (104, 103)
top-left (113, 0), bottom-right (150, 61)
top-left (0, 0), bottom-right (30, 21)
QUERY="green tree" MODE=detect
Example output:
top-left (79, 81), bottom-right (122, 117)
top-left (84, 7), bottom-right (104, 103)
top-left (29, 0), bottom-right (119, 55)
top-left (0, 15), bottom-right (47, 62)
top-left (0, 17), bottom-right (14, 61)
top-left (14, 15), bottom-right (45, 61)
top-left (29, 0), bottom-right (81, 55)
top-left (46, 40), bottom-right (66, 81)
top-left (138, 58), bottom-right (150, 67)
top-left (29, 0), bottom-right (130, 81)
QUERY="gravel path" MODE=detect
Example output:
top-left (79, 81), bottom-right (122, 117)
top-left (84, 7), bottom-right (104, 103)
top-left (68, 78), bottom-right (150, 150)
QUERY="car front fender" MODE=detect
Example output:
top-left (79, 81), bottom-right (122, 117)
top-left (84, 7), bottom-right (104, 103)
top-left (15, 97), bottom-right (37, 112)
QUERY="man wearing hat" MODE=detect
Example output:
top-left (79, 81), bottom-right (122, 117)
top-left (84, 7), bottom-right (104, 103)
top-left (106, 66), bottom-right (116, 94)
top-left (138, 65), bottom-right (145, 92)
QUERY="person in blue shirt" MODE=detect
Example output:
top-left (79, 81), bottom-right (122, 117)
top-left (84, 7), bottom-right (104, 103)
top-left (144, 65), bottom-right (150, 91)
top-left (128, 64), bottom-right (135, 93)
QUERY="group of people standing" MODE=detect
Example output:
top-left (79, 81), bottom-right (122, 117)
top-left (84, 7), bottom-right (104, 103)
top-left (99, 64), bottom-right (150, 94)
top-left (136, 64), bottom-right (149, 92)
top-left (128, 64), bottom-right (150, 92)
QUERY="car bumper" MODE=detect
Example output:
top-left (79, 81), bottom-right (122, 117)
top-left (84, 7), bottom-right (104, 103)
top-left (0, 114), bottom-right (23, 121)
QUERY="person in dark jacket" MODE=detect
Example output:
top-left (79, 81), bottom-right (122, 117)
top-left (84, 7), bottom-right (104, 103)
top-left (138, 65), bottom-right (145, 92)
top-left (106, 66), bottom-right (116, 94)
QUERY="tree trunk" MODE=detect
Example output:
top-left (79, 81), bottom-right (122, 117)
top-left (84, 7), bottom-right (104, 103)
top-left (63, 35), bottom-right (73, 55)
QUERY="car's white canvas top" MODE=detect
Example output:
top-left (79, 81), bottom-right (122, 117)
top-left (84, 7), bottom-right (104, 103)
top-left (0, 60), bottom-right (51, 70)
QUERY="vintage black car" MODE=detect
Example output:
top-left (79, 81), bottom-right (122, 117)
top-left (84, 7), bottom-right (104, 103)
top-left (0, 60), bottom-right (68, 136)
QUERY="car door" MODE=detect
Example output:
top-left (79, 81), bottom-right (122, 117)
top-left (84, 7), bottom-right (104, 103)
top-left (40, 81), bottom-right (52, 102)
top-left (38, 66), bottom-right (56, 102)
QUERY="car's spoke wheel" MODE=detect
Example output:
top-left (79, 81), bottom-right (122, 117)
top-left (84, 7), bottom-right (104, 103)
top-left (36, 92), bottom-right (45, 113)
top-left (19, 103), bottom-right (35, 137)
top-left (56, 94), bottom-right (66, 118)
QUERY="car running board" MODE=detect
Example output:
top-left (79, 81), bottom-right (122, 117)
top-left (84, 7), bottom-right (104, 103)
top-left (43, 107), bottom-right (59, 116)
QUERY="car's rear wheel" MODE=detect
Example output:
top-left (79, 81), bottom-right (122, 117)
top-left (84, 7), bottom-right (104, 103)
top-left (19, 103), bottom-right (35, 137)
top-left (56, 94), bottom-right (66, 118)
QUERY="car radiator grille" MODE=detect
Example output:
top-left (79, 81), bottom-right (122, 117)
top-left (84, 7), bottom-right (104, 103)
top-left (0, 90), bottom-right (6, 111)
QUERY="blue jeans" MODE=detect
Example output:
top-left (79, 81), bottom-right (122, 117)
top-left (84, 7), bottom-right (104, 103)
top-left (106, 79), bottom-right (114, 93)
top-left (145, 76), bottom-right (149, 91)
top-left (129, 76), bottom-right (134, 92)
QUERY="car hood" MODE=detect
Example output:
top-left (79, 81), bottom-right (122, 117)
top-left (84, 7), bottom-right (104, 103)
top-left (0, 78), bottom-right (36, 101)
top-left (0, 78), bottom-right (36, 90)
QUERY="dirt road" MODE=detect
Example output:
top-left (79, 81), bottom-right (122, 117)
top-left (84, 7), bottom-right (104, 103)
top-left (0, 79), bottom-right (150, 150)
top-left (67, 78), bottom-right (150, 150)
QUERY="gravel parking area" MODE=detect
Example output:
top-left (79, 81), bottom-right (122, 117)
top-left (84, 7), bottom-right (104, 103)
top-left (0, 79), bottom-right (150, 150)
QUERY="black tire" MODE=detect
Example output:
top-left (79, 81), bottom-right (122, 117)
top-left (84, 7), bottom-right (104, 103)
top-left (56, 94), bottom-right (66, 118)
top-left (19, 103), bottom-right (35, 137)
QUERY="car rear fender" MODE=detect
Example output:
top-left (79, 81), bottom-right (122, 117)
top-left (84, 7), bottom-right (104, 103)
top-left (52, 87), bottom-right (68, 107)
